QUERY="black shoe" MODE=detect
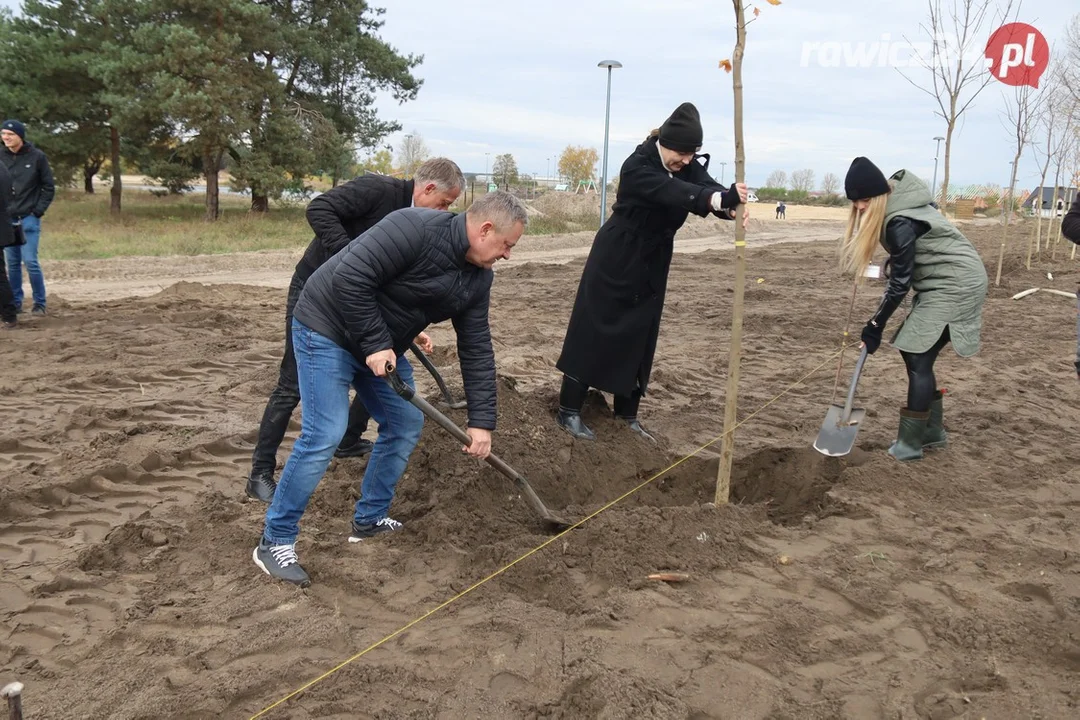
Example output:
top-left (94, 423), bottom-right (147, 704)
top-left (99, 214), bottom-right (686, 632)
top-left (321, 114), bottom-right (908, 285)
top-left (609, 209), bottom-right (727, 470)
top-left (617, 416), bottom-right (656, 443)
top-left (556, 408), bottom-right (595, 440)
top-left (1, 320), bottom-right (15, 330)
top-left (334, 437), bottom-right (374, 458)
top-left (253, 539), bottom-right (310, 587)
top-left (30, 305), bottom-right (45, 317)
top-left (245, 470), bottom-right (277, 503)
top-left (348, 517), bottom-right (403, 543)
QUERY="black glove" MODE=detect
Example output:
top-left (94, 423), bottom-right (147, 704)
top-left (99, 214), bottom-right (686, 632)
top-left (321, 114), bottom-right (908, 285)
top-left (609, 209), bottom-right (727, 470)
top-left (720, 182), bottom-right (741, 209)
top-left (861, 320), bottom-right (883, 354)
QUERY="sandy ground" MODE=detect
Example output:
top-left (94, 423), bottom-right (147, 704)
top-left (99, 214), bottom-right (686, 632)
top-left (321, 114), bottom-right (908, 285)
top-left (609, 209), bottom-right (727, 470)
top-left (2, 218), bottom-right (1080, 719)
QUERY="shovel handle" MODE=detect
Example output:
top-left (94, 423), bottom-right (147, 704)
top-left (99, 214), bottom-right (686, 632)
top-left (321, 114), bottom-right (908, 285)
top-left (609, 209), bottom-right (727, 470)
top-left (385, 363), bottom-right (519, 479)
top-left (840, 347), bottom-right (869, 422)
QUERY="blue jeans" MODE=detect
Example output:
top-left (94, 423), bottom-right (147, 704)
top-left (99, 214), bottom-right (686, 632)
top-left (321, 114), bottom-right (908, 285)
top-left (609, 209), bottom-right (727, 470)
top-left (262, 319), bottom-right (425, 546)
top-left (4, 215), bottom-right (44, 309)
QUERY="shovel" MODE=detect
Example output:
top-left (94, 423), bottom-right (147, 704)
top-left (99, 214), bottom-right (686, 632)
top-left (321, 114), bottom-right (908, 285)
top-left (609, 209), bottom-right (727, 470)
top-left (384, 363), bottom-right (572, 532)
top-left (409, 341), bottom-right (468, 409)
top-left (813, 346), bottom-right (869, 457)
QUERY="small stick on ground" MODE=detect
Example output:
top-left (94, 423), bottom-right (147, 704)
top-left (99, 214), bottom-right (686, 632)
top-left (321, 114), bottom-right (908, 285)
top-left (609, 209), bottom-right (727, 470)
top-left (647, 572), bottom-right (690, 583)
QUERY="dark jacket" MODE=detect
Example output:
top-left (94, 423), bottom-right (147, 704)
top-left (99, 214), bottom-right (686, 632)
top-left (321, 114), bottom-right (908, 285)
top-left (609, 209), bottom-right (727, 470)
top-left (295, 173), bottom-right (414, 281)
top-left (294, 208), bottom-right (497, 430)
top-left (556, 136), bottom-right (735, 397)
top-left (0, 164), bottom-right (16, 248)
top-left (1, 141), bottom-right (54, 219)
top-left (1063, 194), bottom-right (1080, 245)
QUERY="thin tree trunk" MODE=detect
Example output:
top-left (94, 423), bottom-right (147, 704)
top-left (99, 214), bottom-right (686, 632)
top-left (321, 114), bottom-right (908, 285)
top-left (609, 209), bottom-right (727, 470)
top-left (1050, 167), bottom-right (1062, 261)
top-left (251, 194), bottom-right (269, 213)
top-left (716, 0), bottom-right (747, 505)
top-left (205, 148), bottom-right (222, 222)
top-left (83, 163), bottom-right (96, 194)
top-left (109, 125), bottom-right (122, 215)
top-left (995, 158), bottom-right (1020, 286)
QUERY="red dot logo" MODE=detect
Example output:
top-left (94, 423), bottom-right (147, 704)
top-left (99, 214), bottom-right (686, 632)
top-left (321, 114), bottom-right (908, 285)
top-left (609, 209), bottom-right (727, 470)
top-left (985, 23), bottom-right (1050, 88)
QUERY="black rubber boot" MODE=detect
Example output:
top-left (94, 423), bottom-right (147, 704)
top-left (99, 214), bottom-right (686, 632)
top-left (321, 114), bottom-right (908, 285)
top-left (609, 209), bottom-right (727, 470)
top-left (888, 408), bottom-right (929, 462)
top-left (617, 416), bottom-right (656, 443)
top-left (557, 375), bottom-right (594, 440)
top-left (923, 390), bottom-right (947, 450)
top-left (557, 409), bottom-right (595, 440)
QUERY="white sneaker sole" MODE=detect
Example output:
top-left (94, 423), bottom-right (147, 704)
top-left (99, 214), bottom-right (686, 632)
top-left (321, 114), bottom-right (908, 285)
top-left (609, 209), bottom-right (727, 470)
top-left (253, 547), bottom-right (271, 575)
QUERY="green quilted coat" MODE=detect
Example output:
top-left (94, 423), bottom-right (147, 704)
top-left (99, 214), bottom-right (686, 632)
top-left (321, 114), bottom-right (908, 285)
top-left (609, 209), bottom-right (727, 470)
top-left (882, 170), bottom-right (988, 356)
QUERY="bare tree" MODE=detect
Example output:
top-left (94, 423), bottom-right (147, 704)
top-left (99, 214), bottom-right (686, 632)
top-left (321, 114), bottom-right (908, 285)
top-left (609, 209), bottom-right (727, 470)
top-left (790, 168), bottom-right (815, 193)
top-left (395, 132), bottom-right (430, 177)
top-left (1028, 63), bottom-right (1066, 267)
top-left (821, 172), bottom-right (840, 195)
top-left (900, 0), bottom-right (1017, 208)
top-left (995, 80), bottom-right (1040, 285)
top-left (765, 169), bottom-right (787, 189)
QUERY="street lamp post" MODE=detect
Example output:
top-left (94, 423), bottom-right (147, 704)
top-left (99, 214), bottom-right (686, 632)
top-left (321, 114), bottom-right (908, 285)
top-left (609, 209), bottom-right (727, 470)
top-left (597, 60), bottom-right (622, 227)
top-left (932, 135), bottom-right (945, 205)
top-left (719, 162), bottom-right (727, 185)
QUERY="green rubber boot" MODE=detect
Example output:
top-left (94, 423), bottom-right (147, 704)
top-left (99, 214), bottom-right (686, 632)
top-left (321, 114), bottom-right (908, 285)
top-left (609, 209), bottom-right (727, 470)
top-left (924, 390), bottom-right (947, 450)
top-left (888, 408), bottom-right (929, 462)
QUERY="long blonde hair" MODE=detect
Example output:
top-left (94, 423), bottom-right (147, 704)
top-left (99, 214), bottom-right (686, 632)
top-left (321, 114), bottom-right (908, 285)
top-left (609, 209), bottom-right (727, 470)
top-left (840, 192), bottom-right (889, 280)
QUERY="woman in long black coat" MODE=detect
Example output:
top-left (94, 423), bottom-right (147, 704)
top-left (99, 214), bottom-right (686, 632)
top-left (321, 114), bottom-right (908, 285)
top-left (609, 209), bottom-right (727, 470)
top-left (555, 102), bottom-right (748, 441)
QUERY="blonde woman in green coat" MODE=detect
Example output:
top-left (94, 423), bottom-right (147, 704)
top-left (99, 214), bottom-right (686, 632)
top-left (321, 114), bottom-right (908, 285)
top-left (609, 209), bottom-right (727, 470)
top-left (840, 157), bottom-right (988, 461)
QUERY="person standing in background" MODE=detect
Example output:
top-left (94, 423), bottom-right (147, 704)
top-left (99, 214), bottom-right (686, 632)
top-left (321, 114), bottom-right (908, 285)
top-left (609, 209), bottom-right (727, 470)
top-left (1, 119), bottom-right (54, 317)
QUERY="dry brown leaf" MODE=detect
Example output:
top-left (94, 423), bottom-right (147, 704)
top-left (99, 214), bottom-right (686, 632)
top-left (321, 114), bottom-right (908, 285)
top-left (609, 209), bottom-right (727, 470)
top-left (753, 7), bottom-right (761, 16)
top-left (719, 58), bottom-right (732, 73)
top-left (766, 0), bottom-right (782, 5)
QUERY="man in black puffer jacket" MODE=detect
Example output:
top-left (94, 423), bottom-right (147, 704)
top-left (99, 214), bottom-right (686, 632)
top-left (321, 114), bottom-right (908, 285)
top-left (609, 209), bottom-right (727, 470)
top-left (253, 191), bottom-right (528, 587)
top-left (246, 158), bottom-right (464, 503)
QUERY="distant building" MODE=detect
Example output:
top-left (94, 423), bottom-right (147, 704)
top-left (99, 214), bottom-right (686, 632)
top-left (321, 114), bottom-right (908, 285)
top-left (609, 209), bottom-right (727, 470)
top-left (1022, 186), bottom-right (1079, 218)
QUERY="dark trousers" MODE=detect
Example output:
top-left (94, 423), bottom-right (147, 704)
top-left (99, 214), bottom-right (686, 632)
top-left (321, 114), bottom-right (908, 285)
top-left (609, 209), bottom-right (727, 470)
top-left (0, 250), bottom-right (15, 323)
top-left (558, 374), bottom-right (642, 418)
top-left (899, 328), bottom-right (951, 412)
top-left (250, 274), bottom-right (371, 476)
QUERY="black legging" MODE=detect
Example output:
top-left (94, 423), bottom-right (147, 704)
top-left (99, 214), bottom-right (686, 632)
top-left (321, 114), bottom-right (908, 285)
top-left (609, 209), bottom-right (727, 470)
top-left (899, 327), bottom-right (951, 412)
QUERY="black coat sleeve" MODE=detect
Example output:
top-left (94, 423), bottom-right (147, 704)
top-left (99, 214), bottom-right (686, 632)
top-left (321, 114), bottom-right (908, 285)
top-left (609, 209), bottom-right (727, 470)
top-left (685, 158), bottom-right (737, 221)
top-left (868, 216), bottom-right (929, 328)
top-left (617, 154), bottom-right (728, 218)
top-left (306, 177), bottom-right (383, 259)
top-left (330, 212), bottom-right (426, 358)
top-left (451, 286), bottom-right (497, 430)
top-left (1063, 195), bottom-right (1080, 244)
top-left (33, 151), bottom-right (55, 217)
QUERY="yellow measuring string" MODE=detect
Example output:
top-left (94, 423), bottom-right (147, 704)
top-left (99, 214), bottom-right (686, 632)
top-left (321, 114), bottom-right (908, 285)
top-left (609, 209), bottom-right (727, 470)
top-left (248, 344), bottom-right (851, 720)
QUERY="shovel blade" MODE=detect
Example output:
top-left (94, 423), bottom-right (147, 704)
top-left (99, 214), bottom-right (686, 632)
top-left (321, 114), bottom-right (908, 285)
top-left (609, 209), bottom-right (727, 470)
top-left (813, 404), bottom-right (866, 457)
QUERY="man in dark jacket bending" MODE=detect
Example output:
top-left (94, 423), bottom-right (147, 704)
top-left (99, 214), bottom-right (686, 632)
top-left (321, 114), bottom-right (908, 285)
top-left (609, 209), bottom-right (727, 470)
top-left (246, 158), bottom-right (464, 503)
top-left (253, 191), bottom-right (528, 586)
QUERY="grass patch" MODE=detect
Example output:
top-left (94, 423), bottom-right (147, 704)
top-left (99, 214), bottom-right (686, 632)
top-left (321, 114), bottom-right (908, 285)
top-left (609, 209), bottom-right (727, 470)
top-left (40, 189), bottom-right (311, 260)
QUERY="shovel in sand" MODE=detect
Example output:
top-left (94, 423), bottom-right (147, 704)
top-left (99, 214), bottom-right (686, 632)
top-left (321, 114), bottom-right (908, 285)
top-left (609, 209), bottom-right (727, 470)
top-left (384, 363), bottom-right (572, 532)
top-left (409, 341), bottom-right (468, 409)
top-left (813, 346), bottom-right (869, 457)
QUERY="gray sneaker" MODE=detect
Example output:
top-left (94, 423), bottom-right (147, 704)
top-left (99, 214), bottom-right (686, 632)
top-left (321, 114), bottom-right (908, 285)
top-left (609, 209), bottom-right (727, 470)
top-left (348, 517), bottom-right (402, 543)
top-left (253, 540), bottom-right (310, 587)
top-left (30, 305), bottom-right (46, 317)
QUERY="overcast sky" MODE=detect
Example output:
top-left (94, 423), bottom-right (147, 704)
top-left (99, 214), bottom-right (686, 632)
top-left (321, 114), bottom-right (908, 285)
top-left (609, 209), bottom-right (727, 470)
top-left (368, 0), bottom-right (1075, 191)
top-left (2, 0), bottom-right (1075, 191)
